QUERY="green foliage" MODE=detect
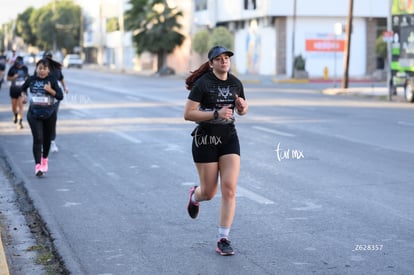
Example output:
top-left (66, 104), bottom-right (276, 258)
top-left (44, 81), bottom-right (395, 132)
top-left (18, 0), bottom-right (81, 51)
top-left (208, 27), bottom-right (233, 50)
top-left (192, 27), bottom-right (233, 56)
top-left (294, 54), bottom-right (306, 70)
top-left (125, 0), bottom-right (185, 71)
top-left (16, 7), bottom-right (37, 46)
top-left (192, 29), bottom-right (210, 55)
top-left (106, 17), bottom-right (120, 33)
top-left (375, 35), bottom-right (387, 59)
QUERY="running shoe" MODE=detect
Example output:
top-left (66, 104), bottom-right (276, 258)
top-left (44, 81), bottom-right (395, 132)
top-left (187, 186), bottom-right (199, 219)
top-left (216, 238), bottom-right (235, 256)
top-left (41, 158), bottom-right (48, 173)
top-left (17, 120), bottom-right (23, 129)
top-left (51, 141), bottom-right (59, 153)
top-left (13, 113), bottom-right (17, 124)
top-left (35, 164), bottom-right (43, 177)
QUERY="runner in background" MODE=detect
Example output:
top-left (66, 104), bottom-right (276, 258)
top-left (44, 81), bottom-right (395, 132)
top-left (0, 51), bottom-right (6, 89)
top-left (44, 51), bottom-right (68, 152)
top-left (7, 50), bottom-right (17, 66)
top-left (7, 56), bottom-right (29, 129)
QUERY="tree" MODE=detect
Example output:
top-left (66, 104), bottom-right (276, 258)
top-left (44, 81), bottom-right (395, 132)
top-left (27, 0), bottom-right (81, 52)
top-left (192, 27), bottom-right (234, 57)
top-left (15, 7), bottom-right (37, 47)
top-left (192, 29), bottom-right (210, 56)
top-left (125, 0), bottom-right (185, 72)
top-left (209, 27), bottom-right (233, 50)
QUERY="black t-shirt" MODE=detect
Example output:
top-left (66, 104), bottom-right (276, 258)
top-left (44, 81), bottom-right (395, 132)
top-left (22, 75), bottom-right (63, 110)
top-left (7, 65), bottom-right (29, 87)
top-left (49, 68), bottom-right (64, 82)
top-left (188, 71), bottom-right (245, 124)
top-left (0, 55), bottom-right (6, 70)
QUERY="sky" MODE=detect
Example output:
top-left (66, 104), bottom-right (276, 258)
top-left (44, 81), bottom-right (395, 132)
top-left (0, 0), bottom-right (51, 24)
top-left (0, 0), bottom-right (119, 25)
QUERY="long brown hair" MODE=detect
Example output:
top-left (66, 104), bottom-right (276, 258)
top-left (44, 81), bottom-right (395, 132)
top-left (185, 61), bottom-right (211, 90)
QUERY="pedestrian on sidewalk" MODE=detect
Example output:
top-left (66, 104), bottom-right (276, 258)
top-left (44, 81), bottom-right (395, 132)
top-left (0, 51), bottom-right (6, 89)
top-left (7, 56), bottom-right (29, 129)
top-left (184, 46), bottom-right (248, 256)
top-left (22, 58), bottom-right (63, 176)
top-left (43, 51), bottom-right (68, 152)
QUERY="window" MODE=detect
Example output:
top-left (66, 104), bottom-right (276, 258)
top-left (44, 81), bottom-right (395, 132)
top-left (244, 0), bottom-right (256, 10)
top-left (195, 0), bottom-right (207, 11)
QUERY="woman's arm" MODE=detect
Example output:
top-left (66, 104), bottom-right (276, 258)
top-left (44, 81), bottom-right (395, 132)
top-left (184, 99), bottom-right (234, 122)
top-left (184, 99), bottom-right (215, 122)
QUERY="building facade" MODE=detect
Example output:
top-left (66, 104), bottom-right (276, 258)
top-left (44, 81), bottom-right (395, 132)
top-left (194, 0), bottom-right (389, 78)
top-left (80, 0), bottom-right (389, 78)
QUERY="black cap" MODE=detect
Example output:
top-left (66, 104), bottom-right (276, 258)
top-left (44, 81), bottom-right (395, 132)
top-left (44, 51), bottom-right (53, 58)
top-left (208, 46), bottom-right (233, 61)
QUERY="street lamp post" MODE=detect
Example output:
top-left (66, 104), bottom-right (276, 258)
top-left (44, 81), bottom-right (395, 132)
top-left (291, 0), bottom-right (297, 78)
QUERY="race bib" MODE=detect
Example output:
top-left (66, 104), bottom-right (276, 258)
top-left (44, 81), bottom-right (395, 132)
top-left (15, 80), bottom-right (25, 86)
top-left (32, 96), bottom-right (51, 105)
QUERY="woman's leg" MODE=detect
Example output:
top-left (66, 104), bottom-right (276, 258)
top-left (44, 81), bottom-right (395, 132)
top-left (11, 98), bottom-right (18, 121)
top-left (27, 113), bottom-right (43, 164)
top-left (218, 154), bottom-right (240, 228)
top-left (42, 112), bottom-right (57, 158)
top-left (16, 96), bottom-right (24, 128)
top-left (194, 162), bottom-right (219, 201)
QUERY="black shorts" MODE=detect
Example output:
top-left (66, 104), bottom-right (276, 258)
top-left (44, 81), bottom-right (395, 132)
top-left (191, 123), bottom-right (240, 163)
top-left (10, 86), bottom-right (23, 99)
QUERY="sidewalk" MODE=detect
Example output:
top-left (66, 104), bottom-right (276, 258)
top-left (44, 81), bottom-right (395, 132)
top-left (0, 230), bottom-right (9, 275)
top-left (0, 172), bottom-right (10, 275)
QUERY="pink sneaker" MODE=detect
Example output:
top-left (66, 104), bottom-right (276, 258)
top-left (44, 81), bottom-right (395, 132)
top-left (41, 158), bottom-right (48, 173)
top-left (35, 164), bottom-right (43, 177)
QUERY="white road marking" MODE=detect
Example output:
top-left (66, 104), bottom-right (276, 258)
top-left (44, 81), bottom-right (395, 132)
top-left (398, 121), bottom-right (414, 127)
top-left (253, 126), bottom-right (296, 137)
top-left (181, 182), bottom-right (275, 205)
top-left (237, 186), bottom-right (275, 204)
top-left (62, 202), bottom-right (81, 207)
top-left (111, 131), bottom-right (142, 144)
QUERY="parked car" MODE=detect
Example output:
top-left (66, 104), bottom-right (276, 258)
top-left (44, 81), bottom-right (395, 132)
top-left (63, 54), bottom-right (83, 68)
top-left (35, 51), bottom-right (45, 63)
top-left (23, 54), bottom-right (35, 65)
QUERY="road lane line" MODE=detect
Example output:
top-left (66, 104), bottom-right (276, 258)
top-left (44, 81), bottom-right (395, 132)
top-left (181, 183), bottom-right (275, 205)
top-left (237, 186), bottom-right (275, 204)
top-left (252, 126), bottom-right (296, 137)
top-left (111, 131), bottom-right (142, 144)
top-left (398, 121), bottom-right (414, 127)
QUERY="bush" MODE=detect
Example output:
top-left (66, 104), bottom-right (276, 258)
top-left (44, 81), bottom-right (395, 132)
top-left (192, 29), bottom-right (210, 55)
top-left (375, 35), bottom-right (387, 59)
top-left (294, 54), bottom-right (306, 70)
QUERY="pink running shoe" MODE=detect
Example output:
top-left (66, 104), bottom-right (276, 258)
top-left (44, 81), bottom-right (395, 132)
top-left (35, 164), bottom-right (43, 177)
top-left (187, 186), bottom-right (199, 219)
top-left (41, 158), bottom-right (48, 173)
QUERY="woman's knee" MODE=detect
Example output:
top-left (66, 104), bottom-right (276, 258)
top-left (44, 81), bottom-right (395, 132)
top-left (199, 186), bottom-right (217, 201)
top-left (221, 182), bottom-right (237, 199)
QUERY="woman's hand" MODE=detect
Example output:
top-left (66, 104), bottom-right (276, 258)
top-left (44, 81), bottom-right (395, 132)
top-left (235, 95), bottom-right (248, 115)
top-left (44, 82), bottom-right (55, 95)
top-left (218, 105), bottom-right (233, 120)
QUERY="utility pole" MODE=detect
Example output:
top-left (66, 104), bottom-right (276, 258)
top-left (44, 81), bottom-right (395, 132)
top-left (291, 0), bottom-right (297, 78)
top-left (342, 0), bottom-right (353, 89)
top-left (119, 0), bottom-right (125, 72)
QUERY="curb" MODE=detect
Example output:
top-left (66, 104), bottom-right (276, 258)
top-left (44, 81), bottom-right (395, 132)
top-left (0, 227), bottom-right (10, 275)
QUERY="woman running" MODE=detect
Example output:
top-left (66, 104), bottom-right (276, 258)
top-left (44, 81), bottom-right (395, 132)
top-left (7, 56), bottom-right (29, 129)
top-left (22, 58), bottom-right (63, 176)
top-left (184, 46), bottom-right (248, 256)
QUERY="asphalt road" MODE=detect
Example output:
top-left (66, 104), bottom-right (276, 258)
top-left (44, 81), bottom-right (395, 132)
top-left (0, 68), bottom-right (413, 274)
